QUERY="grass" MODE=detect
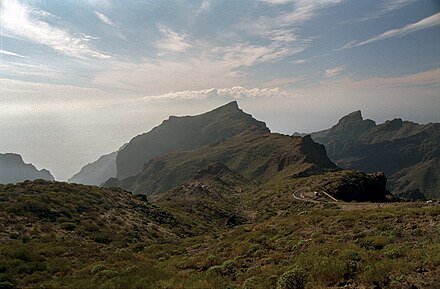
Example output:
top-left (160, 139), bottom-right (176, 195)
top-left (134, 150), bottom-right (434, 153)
top-left (1, 180), bottom-right (439, 288)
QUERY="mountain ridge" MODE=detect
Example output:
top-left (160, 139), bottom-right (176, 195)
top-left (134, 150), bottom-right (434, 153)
top-left (305, 111), bottom-right (440, 199)
top-left (0, 153), bottom-right (54, 184)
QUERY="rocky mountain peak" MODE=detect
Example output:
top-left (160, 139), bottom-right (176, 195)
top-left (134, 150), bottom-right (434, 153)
top-left (115, 102), bottom-right (269, 179)
top-left (337, 110), bottom-right (363, 124)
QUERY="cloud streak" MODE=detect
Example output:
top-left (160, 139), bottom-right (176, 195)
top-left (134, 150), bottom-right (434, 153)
top-left (155, 25), bottom-right (192, 53)
top-left (143, 86), bottom-right (297, 101)
top-left (342, 12), bottom-right (440, 49)
top-left (94, 11), bottom-right (117, 28)
top-left (325, 66), bottom-right (345, 78)
top-left (1, 0), bottom-right (110, 59)
top-left (0, 49), bottom-right (29, 58)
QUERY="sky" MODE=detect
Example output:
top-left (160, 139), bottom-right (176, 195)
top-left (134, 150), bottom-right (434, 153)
top-left (0, 0), bottom-right (439, 180)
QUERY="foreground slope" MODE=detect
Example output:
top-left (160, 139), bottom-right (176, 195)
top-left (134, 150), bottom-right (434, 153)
top-left (0, 153), bottom-right (54, 184)
top-left (306, 111), bottom-right (440, 199)
top-left (1, 180), bottom-right (438, 289)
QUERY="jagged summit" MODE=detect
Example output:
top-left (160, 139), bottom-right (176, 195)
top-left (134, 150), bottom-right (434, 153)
top-left (337, 110), bottom-right (363, 124)
top-left (307, 112), bottom-right (440, 199)
top-left (116, 101), bottom-right (269, 179)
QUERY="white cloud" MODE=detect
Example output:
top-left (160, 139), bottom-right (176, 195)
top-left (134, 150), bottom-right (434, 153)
top-left (94, 11), bottom-right (117, 28)
top-left (196, 0), bottom-right (211, 15)
top-left (342, 12), bottom-right (440, 49)
top-left (357, 0), bottom-right (418, 22)
top-left (291, 59), bottom-right (307, 64)
top-left (143, 86), bottom-right (297, 101)
top-left (325, 66), bottom-right (345, 78)
top-left (155, 25), bottom-right (192, 53)
top-left (0, 49), bottom-right (29, 58)
top-left (92, 40), bottom-right (308, 95)
top-left (1, 0), bottom-right (110, 59)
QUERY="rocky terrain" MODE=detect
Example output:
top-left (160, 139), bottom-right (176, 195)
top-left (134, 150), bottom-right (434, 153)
top-left (301, 111), bottom-right (440, 199)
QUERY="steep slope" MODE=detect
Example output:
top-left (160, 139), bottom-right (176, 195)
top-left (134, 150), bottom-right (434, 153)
top-left (0, 153), bottom-right (54, 184)
top-left (115, 101), bottom-right (269, 179)
top-left (390, 158), bottom-right (440, 199)
top-left (307, 111), bottom-right (440, 198)
top-left (105, 132), bottom-right (338, 196)
top-left (68, 151), bottom-right (118, 185)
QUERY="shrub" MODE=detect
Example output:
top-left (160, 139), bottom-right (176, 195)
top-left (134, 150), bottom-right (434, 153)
top-left (0, 281), bottom-right (14, 289)
top-left (277, 266), bottom-right (308, 289)
top-left (242, 276), bottom-right (260, 289)
top-left (60, 222), bottom-right (76, 231)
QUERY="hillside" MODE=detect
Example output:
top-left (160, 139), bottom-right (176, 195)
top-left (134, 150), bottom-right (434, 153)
top-left (155, 162), bottom-right (254, 234)
top-left (105, 132), bottom-right (338, 196)
top-left (68, 151), bottom-right (118, 186)
top-left (1, 180), bottom-right (439, 289)
top-left (0, 153), bottom-right (54, 184)
top-left (307, 111), bottom-right (440, 199)
top-left (115, 101), bottom-right (269, 179)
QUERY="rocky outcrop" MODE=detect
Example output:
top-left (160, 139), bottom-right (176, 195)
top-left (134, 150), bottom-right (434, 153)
top-left (318, 171), bottom-right (394, 202)
top-left (306, 111), bottom-right (440, 199)
top-left (0, 153), bottom-right (54, 183)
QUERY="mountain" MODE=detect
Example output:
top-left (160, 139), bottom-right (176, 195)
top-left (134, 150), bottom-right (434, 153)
top-left (68, 151), bottom-right (118, 185)
top-left (306, 111), bottom-right (440, 199)
top-left (105, 103), bottom-right (395, 204)
top-left (105, 132), bottom-right (338, 196)
top-left (0, 153), bottom-right (54, 184)
top-left (115, 101), bottom-right (269, 179)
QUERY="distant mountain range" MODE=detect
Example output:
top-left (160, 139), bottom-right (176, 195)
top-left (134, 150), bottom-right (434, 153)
top-left (98, 102), bottom-right (392, 203)
top-left (298, 111), bottom-right (440, 199)
top-left (0, 153), bottom-right (54, 184)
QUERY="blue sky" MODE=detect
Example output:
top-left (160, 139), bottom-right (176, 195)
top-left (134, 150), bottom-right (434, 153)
top-left (0, 0), bottom-right (439, 179)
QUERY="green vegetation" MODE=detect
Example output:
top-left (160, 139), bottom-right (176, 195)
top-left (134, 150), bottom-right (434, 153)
top-left (1, 180), bottom-right (439, 288)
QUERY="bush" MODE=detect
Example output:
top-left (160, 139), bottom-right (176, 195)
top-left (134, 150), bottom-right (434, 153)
top-left (277, 266), bottom-right (308, 289)
top-left (60, 222), bottom-right (76, 231)
top-left (0, 281), bottom-right (15, 289)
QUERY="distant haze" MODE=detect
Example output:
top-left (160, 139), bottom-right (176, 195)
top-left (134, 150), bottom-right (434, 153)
top-left (1, 98), bottom-right (439, 181)
top-left (0, 0), bottom-right (439, 179)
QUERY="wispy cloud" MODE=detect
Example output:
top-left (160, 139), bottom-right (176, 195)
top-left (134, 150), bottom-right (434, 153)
top-left (143, 86), bottom-right (297, 101)
top-left (155, 25), bottom-right (192, 53)
top-left (94, 11), bottom-right (117, 28)
top-left (342, 12), bottom-right (440, 49)
top-left (325, 66), bottom-right (345, 78)
top-left (196, 0), bottom-right (211, 15)
top-left (0, 49), bottom-right (29, 58)
top-left (1, 0), bottom-right (110, 59)
top-left (353, 0), bottom-right (418, 22)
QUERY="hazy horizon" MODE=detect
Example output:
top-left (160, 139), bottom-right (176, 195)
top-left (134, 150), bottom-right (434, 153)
top-left (1, 0), bottom-right (439, 180)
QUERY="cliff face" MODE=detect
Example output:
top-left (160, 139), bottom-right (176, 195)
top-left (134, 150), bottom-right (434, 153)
top-left (0, 153), bottom-right (54, 183)
top-left (115, 101), bottom-right (269, 179)
top-left (308, 111), bottom-right (440, 199)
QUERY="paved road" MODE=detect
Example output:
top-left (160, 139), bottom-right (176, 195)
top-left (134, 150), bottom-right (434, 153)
top-left (292, 188), bottom-right (336, 203)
